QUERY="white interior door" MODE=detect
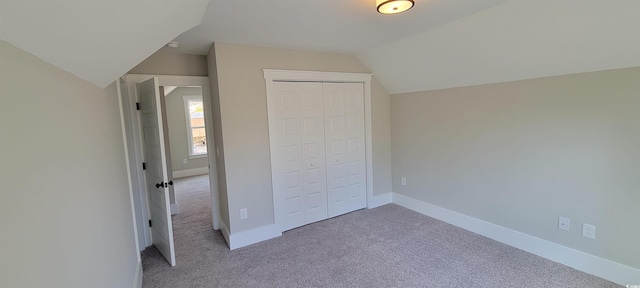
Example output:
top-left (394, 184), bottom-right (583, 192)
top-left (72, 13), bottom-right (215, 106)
top-left (324, 83), bottom-right (366, 217)
top-left (138, 78), bottom-right (176, 266)
top-left (269, 82), bottom-right (328, 231)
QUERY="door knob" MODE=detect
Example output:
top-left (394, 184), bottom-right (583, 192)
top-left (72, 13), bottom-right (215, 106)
top-left (156, 181), bottom-right (172, 188)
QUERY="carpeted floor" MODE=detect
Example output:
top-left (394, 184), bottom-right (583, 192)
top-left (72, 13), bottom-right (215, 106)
top-left (141, 175), bottom-right (620, 287)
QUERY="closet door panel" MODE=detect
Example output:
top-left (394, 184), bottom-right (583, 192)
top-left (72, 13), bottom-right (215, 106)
top-left (344, 84), bottom-right (366, 209)
top-left (324, 83), bottom-right (366, 217)
top-left (271, 82), bottom-right (327, 231)
top-left (299, 83), bottom-right (328, 224)
top-left (272, 84), bottom-right (305, 230)
top-left (323, 84), bottom-right (345, 217)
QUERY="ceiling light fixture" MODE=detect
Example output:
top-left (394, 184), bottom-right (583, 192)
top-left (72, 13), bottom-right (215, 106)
top-left (167, 41), bottom-right (179, 48)
top-left (376, 0), bottom-right (414, 14)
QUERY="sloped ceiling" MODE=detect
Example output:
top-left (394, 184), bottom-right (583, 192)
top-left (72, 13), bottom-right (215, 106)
top-left (0, 0), bottom-right (209, 88)
top-left (172, 0), bottom-right (509, 55)
top-left (2, 0), bottom-right (640, 93)
top-left (357, 0), bottom-right (640, 94)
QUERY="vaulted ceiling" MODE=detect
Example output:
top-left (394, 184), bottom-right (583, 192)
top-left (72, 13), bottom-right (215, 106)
top-left (2, 0), bottom-right (640, 93)
top-left (0, 0), bottom-right (209, 88)
top-left (359, 0), bottom-right (640, 93)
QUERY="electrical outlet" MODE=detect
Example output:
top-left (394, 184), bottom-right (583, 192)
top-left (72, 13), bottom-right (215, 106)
top-left (558, 216), bottom-right (570, 231)
top-left (240, 208), bottom-right (248, 220)
top-left (183, 159), bottom-right (188, 164)
top-left (401, 177), bottom-right (407, 186)
top-left (582, 223), bottom-right (596, 239)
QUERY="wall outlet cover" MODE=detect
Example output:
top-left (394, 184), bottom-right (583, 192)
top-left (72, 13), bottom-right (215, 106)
top-left (582, 223), bottom-right (596, 239)
top-left (558, 216), bottom-right (570, 231)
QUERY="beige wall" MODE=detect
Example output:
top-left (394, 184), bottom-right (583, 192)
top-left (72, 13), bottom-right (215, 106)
top-left (210, 42), bottom-right (392, 234)
top-left (129, 47), bottom-right (208, 76)
top-left (165, 87), bottom-right (209, 173)
top-left (0, 41), bottom-right (139, 287)
top-left (391, 67), bottom-right (640, 269)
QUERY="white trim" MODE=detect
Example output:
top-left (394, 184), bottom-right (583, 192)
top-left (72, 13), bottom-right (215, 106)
top-left (368, 193), bottom-right (393, 209)
top-left (263, 69), bottom-right (374, 231)
top-left (172, 167), bottom-right (209, 179)
top-left (170, 203), bottom-right (180, 215)
top-left (188, 154), bottom-right (207, 160)
top-left (117, 78), bottom-right (149, 251)
top-left (228, 224), bottom-right (282, 250)
top-left (264, 69), bottom-right (373, 83)
top-left (363, 79), bottom-right (374, 210)
top-left (392, 193), bottom-right (640, 285)
top-left (132, 260), bottom-right (143, 288)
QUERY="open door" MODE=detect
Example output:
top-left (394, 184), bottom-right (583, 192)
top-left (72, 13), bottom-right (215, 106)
top-left (137, 78), bottom-right (176, 266)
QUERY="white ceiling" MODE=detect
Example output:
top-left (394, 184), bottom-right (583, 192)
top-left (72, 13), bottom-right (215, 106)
top-left (0, 0), bottom-right (208, 88)
top-left (2, 0), bottom-right (640, 93)
top-left (358, 0), bottom-right (640, 94)
top-left (173, 0), bottom-right (509, 55)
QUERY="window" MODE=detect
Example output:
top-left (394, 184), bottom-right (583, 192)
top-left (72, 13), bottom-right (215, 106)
top-left (183, 96), bottom-right (207, 156)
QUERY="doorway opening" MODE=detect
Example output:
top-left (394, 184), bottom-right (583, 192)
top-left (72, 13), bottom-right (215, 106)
top-left (118, 75), bottom-right (221, 267)
top-left (162, 85), bottom-right (210, 217)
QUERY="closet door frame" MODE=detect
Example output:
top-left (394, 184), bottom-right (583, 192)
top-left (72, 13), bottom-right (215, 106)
top-left (264, 69), bottom-right (373, 232)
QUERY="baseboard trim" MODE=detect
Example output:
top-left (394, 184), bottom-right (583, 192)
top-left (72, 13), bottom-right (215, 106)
top-left (132, 260), bottom-right (142, 288)
top-left (170, 203), bottom-right (179, 215)
top-left (392, 192), bottom-right (640, 285)
top-left (228, 224), bottom-right (282, 250)
top-left (172, 167), bottom-right (209, 179)
top-left (368, 192), bottom-right (392, 209)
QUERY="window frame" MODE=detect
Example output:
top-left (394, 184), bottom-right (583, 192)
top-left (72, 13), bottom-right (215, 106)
top-left (183, 95), bottom-right (207, 158)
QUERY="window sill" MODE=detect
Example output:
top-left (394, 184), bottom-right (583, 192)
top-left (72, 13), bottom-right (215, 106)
top-left (189, 154), bottom-right (207, 160)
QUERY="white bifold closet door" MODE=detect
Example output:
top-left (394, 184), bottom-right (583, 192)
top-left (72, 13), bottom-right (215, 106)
top-left (271, 82), bottom-right (329, 231)
top-left (323, 83), bottom-right (366, 217)
top-left (269, 81), bottom-right (366, 231)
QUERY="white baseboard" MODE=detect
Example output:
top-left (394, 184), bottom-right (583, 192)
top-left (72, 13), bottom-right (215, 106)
top-left (392, 192), bottom-right (640, 285)
top-left (228, 224), bottom-right (282, 250)
top-left (170, 203), bottom-right (179, 215)
top-left (132, 260), bottom-right (142, 288)
top-left (368, 192), bottom-right (392, 209)
top-left (172, 167), bottom-right (209, 179)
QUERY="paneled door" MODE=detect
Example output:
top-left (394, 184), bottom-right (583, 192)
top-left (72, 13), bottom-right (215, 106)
top-left (324, 83), bottom-right (366, 217)
top-left (137, 78), bottom-right (176, 266)
top-left (269, 82), bottom-right (328, 231)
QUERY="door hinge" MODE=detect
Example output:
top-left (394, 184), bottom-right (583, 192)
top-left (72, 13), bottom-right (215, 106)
top-left (148, 220), bottom-right (152, 227)
top-left (136, 102), bottom-right (141, 110)
top-left (142, 162), bottom-right (146, 170)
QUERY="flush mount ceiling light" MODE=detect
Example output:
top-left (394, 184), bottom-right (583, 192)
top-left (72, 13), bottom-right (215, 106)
top-left (376, 0), bottom-right (414, 14)
top-left (167, 41), bottom-right (179, 48)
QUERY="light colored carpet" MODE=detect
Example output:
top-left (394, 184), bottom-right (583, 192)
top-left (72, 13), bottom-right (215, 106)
top-left (141, 175), bottom-right (620, 287)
